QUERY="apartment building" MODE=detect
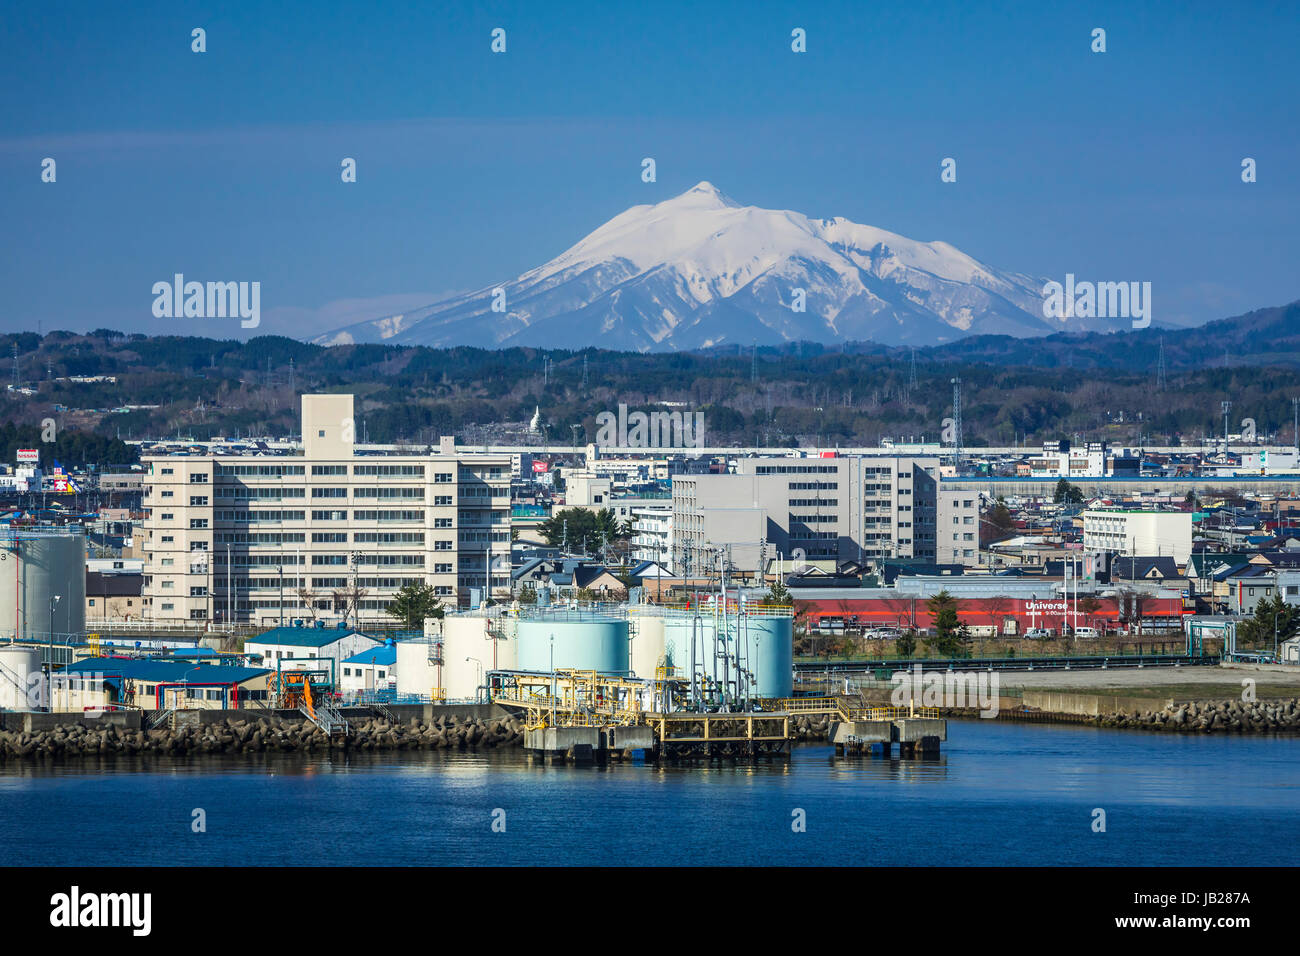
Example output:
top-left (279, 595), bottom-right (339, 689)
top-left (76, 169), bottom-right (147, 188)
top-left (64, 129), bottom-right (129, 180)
top-left (629, 506), bottom-right (674, 570)
top-left (1082, 508), bottom-right (1193, 563)
top-left (141, 394), bottom-right (512, 625)
top-left (670, 455), bottom-right (975, 574)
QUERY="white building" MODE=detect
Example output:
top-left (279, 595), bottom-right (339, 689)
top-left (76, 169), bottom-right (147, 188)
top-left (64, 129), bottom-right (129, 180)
top-left (140, 393), bottom-right (512, 624)
top-left (243, 623), bottom-right (380, 676)
top-left (670, 455), bottom-right (976, 573)
top-left (339, 643), bottom-right (398, 698)
top-left (1082, 508), bottom-right (1193, 563)
top-left (630, 507), bottom-right (673, 570)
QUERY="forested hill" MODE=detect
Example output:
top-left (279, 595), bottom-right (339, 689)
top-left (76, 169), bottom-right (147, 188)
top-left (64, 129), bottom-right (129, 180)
top-left (1, 299), bottom-right (1297, 462)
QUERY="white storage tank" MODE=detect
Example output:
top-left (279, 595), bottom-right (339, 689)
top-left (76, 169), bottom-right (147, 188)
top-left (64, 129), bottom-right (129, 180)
top-left (0, 529), bottom-right (87, 643)
top-left (629, 607), bottom-right (667, 679)
top-left (0, 644), bottom-right (43, 710)
top-left (439, 610), bottom-right (518, 700)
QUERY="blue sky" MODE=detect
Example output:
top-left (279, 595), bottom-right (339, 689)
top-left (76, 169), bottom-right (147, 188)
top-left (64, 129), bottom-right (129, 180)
top-left (2, 0), bottom-right (1297, 341)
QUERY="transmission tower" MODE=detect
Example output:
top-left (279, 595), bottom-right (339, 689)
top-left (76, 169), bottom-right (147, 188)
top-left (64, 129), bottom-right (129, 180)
top-left (909, 348), bottom-right (918, 389)
top-left (751, 342), bottom-right (757, 383)
top-left (10, 344), bottom-right (18, 389)
top-left (1156, 338), bottom-right (1167, 391)
top-left (581, 355), bottom-right (588, 392)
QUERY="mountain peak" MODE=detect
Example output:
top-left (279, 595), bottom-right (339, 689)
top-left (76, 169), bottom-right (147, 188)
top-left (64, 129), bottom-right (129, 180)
top-left (315, 184), bottom-right (1095, 352)
top-left (669, 180), bottom-right (739, 209)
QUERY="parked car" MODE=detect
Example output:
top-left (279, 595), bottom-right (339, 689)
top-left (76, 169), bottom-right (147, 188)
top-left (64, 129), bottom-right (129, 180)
top-left (1072, 627), bottom-right (1100, 639)
top-left (1024, 628), bottom-right (1054, 639)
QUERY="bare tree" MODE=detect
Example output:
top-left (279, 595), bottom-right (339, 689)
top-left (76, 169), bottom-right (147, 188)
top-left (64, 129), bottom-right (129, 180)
top-left (295, 587), bottom-right (321, 622)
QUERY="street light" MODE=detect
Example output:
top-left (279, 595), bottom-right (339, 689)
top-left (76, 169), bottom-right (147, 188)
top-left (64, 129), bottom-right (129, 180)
top-left (47, 594), bottom-right (62, 709)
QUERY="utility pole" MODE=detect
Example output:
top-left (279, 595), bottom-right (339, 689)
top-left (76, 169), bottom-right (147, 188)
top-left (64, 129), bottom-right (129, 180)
top-left (1221, 400), bottom-right (1232, 460)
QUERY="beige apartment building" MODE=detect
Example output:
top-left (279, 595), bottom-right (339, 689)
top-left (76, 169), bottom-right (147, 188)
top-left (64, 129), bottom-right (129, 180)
top-left (140, 394), bottom-right (512, 625)
top-left (670, 455), bottom-right (979, 574)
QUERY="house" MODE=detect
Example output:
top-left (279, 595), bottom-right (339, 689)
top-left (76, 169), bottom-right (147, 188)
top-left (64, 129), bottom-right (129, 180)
top-left (243, 622), bottom-right (380, 681)
top-left (340, 643), bottom-right (399, 699)
top-left (512, 559), bottom-right (625, 599)
top-left (85, 571), bottom-right (144, 622)
top-left (1109, 556), bottom-right (1186, 586)
top-left (52, 657), bottom-right (272, 712)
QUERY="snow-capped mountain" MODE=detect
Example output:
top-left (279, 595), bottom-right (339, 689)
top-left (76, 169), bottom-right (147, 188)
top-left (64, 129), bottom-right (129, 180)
top-left (315, 182), bottom-right (1102, 351)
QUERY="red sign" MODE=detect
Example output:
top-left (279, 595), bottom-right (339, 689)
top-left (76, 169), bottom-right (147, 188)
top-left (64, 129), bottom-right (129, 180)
top-left (531, 461), bottom-right (550, 473)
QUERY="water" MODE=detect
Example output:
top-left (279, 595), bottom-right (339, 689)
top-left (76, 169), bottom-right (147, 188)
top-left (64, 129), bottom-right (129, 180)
top-left (1, 721), bottom-right (1296, 866)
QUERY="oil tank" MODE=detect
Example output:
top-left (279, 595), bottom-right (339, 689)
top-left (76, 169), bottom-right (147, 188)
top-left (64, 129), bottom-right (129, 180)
top-left (662, 607), bottom-right (794, 700)
top-left (0, 529), bottom-right (87, 643)
top-left (516, 609), bottom-right (629, 675)
top-left (436, 611), bottom-right (518, 700)
top-left (0, 644), bottom-right (43, 710)
top-left (628, 607), bottom-right (668, 679)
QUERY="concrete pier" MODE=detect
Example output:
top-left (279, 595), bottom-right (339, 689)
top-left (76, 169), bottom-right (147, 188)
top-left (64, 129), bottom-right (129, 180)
top-left (523, 725), bottom-right (654, 764)
top-left (830, 715), bottom-right (948, 757)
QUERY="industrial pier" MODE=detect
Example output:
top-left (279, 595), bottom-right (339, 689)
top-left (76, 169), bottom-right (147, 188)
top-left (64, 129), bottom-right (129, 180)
top-left (493, 669), bottom-right (946, 763)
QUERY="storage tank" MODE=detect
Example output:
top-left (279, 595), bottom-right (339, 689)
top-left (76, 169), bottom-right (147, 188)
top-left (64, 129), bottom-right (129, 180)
top-left (662, 606), bottom-right (794, 700)
top-left (436, 610), bottom-right (518, 700)
top-left (628, 607), bottom-right (668, 679)
top-left (516, 608), bottom-right (629, 675)
top-left (0, 644), bottom-right (43, 710)
top-left (0, 529), bottom-right (87, 644)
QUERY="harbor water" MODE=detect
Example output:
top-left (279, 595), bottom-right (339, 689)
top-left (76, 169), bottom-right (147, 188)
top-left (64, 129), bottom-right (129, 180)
top-left (1, 721), bottom-right (1296, 866)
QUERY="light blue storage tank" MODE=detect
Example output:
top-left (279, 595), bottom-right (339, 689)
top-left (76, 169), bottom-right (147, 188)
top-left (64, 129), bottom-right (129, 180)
top-left (744, 615), bottom-right (794, 700)
top-left (661, 609), bottom-right (794, 700)
top-left (516, 610), bottom-right (630, 675)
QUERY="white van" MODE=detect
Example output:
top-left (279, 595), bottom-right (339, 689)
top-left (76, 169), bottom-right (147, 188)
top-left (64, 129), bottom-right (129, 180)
top-left (1072, 627), bottom-right (1100, 639)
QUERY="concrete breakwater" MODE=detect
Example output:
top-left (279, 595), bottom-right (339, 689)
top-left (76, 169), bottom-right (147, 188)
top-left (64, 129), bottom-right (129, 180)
top-left (0, 712), bottom-right (527, 760)
top-left (943, 697), bottom-right (1300, 734)
top-left (1087, 697), bottom-right (1300, 734)
top-left (793, 715), bottom-right (832, 741)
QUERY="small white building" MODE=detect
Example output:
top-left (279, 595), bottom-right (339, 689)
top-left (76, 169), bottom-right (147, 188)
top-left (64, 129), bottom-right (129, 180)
top-left (243, 623), bottom-right (380, 682)
top-left (340, 643), bottom-right (398, 698)
top-left (1082, 508), bottom-right (1193, 564)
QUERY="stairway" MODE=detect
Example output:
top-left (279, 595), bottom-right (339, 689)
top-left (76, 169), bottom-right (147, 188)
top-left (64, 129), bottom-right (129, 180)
top-left (299, 702), bottom-right (350, 738)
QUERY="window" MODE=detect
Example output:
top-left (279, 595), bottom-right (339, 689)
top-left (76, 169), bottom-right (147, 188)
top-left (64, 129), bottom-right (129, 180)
top-left (312, 487), bottom-right (347, 498)
top-left (312, 465), bottom-right (347, 476)
top-left (190, 518), bottom-right (209, 529)
top-left (318, 430), bottom-right (325, 437)
top-left (190, 496), bottom-right (208, 506)
top-left (190, 473), bottom-right (208, 483)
